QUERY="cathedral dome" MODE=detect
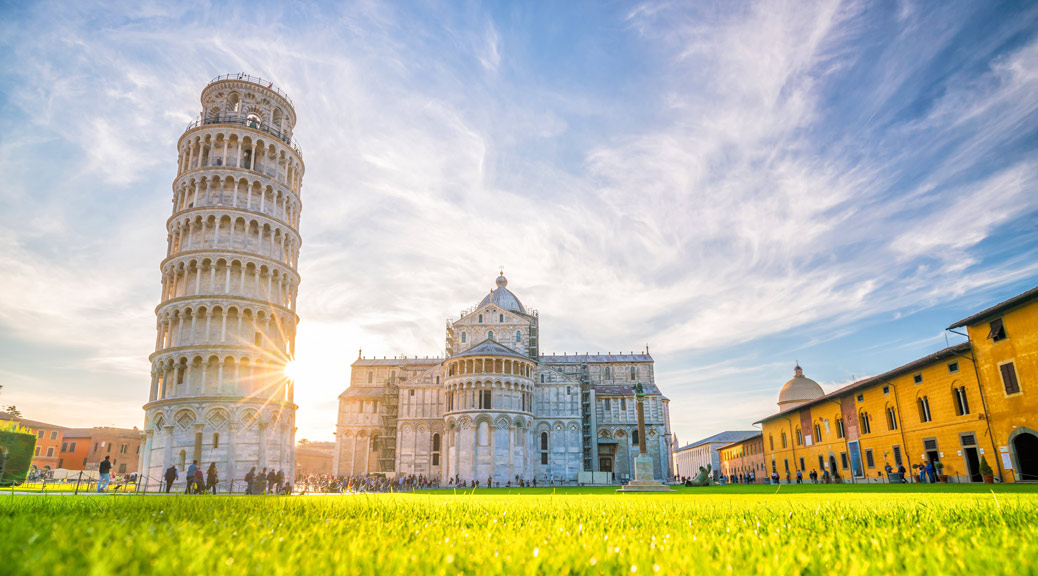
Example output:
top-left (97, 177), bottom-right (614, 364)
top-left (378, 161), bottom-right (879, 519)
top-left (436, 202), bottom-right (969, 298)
top-left (478, 273), bottom-right (526, 314)
top-left (777, 364), bottom-right (824, 409)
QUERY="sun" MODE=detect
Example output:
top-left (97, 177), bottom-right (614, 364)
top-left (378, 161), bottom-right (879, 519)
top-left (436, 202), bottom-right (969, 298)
top-left (284, 360), bottom-right (302, 381)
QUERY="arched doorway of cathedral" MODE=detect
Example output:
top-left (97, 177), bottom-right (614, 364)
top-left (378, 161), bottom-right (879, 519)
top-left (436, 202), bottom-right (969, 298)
top-left (1010, 428), bottom-right (1038, 482)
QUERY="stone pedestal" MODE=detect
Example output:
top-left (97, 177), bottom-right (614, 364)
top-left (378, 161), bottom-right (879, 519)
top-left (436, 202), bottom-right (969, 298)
top-left (617, 454), bottom-right (672, 492)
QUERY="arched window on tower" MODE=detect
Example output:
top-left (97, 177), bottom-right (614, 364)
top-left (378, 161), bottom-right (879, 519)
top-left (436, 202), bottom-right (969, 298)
top-left (432, 433), bottom-right (441, 466)
top-left (367, 371), bottom-right (373, 384)
top-left (516, 331), bottom-right (521, 343)
top-left (461, 332), bottom-right (466, 343)
top-left (488, 331), bottom-right (494, 341)
top-left (499, 314), bottom-right (504, 322)
top-left (632, 429), bottom-right (640, 446)
top-left (478, 314), bottom-right (483, 323)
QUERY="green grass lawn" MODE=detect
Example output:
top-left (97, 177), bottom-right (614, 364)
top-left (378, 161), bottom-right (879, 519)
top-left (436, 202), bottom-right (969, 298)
top-left (2, 485), bottom-right (1036, 575)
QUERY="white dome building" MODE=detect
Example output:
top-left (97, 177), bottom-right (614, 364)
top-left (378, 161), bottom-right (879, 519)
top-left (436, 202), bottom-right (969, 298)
top-left (777, 364), bottom-right (824, 409)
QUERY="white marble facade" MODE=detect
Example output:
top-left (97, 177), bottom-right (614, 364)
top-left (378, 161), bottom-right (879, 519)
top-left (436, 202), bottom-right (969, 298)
top-left (141, 75), bottom-right (303, 490)
top-left (334, 275), bottom-right (673, 484)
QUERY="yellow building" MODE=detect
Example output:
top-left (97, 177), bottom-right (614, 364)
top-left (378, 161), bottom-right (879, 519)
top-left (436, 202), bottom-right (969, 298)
top-left (948, 286), bottom-right (1038, 482)
top-left (757, 284), bottom-right (1038, 484)
top-left (758, 345), bottom-right (995, 483)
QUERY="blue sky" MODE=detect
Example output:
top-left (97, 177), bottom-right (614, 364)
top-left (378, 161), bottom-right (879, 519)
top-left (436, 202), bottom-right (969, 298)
top-left (0, 0), bottom-right (1035, 446)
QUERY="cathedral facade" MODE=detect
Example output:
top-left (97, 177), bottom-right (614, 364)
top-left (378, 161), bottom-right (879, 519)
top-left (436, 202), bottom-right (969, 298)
top-left (333, 274), bottom-right (674, 484)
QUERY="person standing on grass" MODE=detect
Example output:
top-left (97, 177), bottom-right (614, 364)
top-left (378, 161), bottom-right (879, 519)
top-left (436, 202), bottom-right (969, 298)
top-left (276, 469), bottom-right (285, 494)
top-left (164, 465), bottom-right (178, 493)
top-left (796, 470), bottom-right (802, 484)
top-left (206, 463), bottom-right (218, 495)
top-left (97, 456), bottom-right (113, 492)
top-left (245, 467), bottom-right (256, 495)
top-left (926, 460), bottom-right (937, 484)
top-left (267, 468), bottom-right (277, 494)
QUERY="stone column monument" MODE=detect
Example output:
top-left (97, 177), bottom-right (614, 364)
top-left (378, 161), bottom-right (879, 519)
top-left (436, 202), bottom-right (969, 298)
top-left (618, 383), bottom-right (671, 492)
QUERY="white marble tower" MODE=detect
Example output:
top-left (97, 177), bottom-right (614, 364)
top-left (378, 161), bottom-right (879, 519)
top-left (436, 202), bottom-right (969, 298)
top-left (140, 74), bottom-right (304, 491)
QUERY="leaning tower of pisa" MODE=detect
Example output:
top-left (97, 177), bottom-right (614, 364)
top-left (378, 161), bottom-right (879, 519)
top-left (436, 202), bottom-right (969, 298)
top-left (140, 74), bottom-right (304, 491)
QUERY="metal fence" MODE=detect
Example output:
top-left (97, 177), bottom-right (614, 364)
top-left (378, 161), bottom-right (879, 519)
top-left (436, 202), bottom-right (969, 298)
top-left (207, 73), bottom-right (294, 107)
top-left (184, 113), bottom-right (303, 157)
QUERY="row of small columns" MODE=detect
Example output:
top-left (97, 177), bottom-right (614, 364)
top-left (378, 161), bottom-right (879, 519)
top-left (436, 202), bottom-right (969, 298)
top-left (161, 264), bottom-right (297, 310)
top-left (155, 310), bottom-right (294, 352)
top-left (167, 220), bottom-right (299, 267)
top-left (446, 357), bottom-right (534, 378)
top-left (179, 135), bottom-right (301, 193)
top-left (173, 178), bottom-right (299, 227)
top-left (148, 357), bottom-right (292, 403)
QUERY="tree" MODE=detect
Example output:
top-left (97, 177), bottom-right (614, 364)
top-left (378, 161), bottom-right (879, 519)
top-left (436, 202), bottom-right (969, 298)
top-left (3, 406), bottom-right (21, 418)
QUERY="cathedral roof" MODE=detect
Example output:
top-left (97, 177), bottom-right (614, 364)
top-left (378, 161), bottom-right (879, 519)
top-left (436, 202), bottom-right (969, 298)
top-left (352, 358), bottom-right (442, 367)
top-left (676, 430), bottom-right (760, 452)
top-left (453, 339), bottom-right (530, 360)
top-left (338, 386), bottom-right (384, 399)
top-left (595, 383), bottom-right (662, 396)
top-left (476, 274), bottom-right (527, 314)
top-left (541, 353), bottom-right (653, 364)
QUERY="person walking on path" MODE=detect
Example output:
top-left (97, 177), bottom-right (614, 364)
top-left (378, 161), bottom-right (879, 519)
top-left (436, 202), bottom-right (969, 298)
top-left (97, 456), bottom-right (113, 492)
top-left (926, 460), bottom-right (937, 484)
top-left (796, 470), bottom-right (802, 484)
top-left (275, 469), bottom-right (285, 494)
top-left (164, 465), bottom-right (178, 493)
top-left (185, 460), bottom-right (200, 494)
top-left (206, 463), bottom-right (218, 495)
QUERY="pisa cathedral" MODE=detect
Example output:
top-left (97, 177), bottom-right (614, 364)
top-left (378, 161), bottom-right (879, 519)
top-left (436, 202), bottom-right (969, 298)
top-left (140, 75), bottom-right (302, 490)
top-left (334, 274), bottom-right (675, 484)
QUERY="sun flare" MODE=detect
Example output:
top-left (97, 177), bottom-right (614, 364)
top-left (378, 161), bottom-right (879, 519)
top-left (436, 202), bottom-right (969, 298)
top-left (284, 360), bottom-right (301, 381)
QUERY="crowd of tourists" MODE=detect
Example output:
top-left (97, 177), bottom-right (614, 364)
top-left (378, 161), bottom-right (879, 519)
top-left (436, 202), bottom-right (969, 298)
top-left (160, 460), bottom-right (290, 495)
top-left (296, 473), bottom-right (442, 493)
top-left (719, 472), bottom-right (759, 484)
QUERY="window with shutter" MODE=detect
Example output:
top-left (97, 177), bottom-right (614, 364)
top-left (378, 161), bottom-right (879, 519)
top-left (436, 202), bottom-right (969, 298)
top-left (924, 439), bottom-right (938, 451)
top-left (1000, 362), bottom-right (1020, 394)
top-left (988, 318), bottom-right (1006, 341)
